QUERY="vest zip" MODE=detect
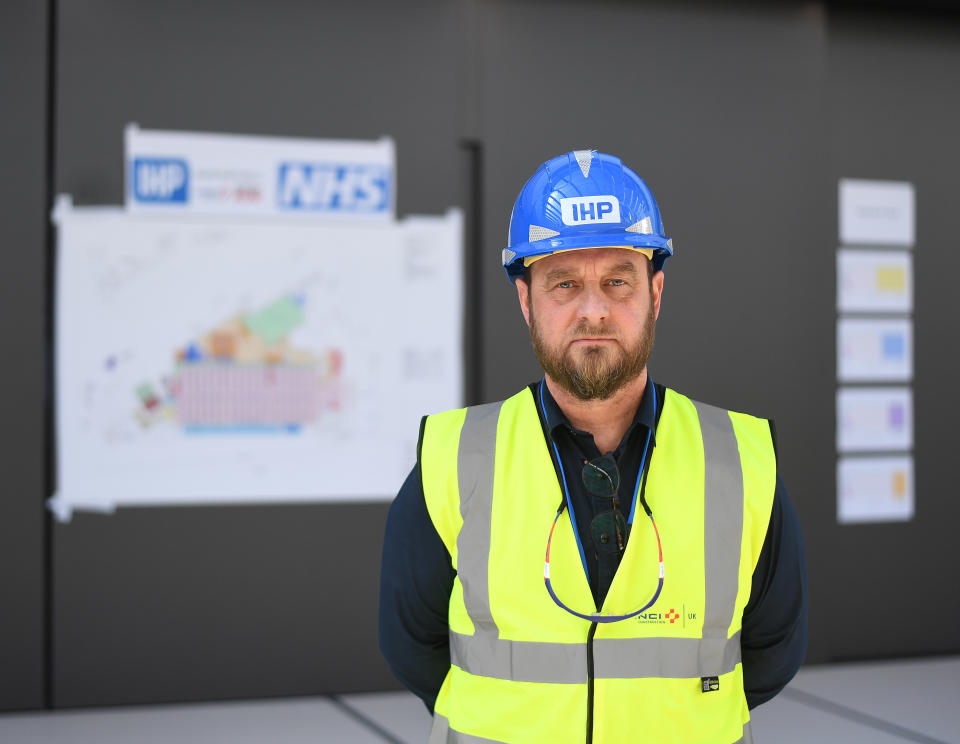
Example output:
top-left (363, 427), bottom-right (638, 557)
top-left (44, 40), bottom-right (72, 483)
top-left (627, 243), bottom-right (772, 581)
top-left (585, 621), bottom-right (598, 744)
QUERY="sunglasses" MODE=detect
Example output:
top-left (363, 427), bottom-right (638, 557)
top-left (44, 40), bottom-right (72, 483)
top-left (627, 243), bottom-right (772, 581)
top-left (582, 455), bottom-right (630, 554)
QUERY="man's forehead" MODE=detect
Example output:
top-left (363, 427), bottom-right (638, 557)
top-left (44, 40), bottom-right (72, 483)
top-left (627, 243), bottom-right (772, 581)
top-left (531, 247), bottom-right (648, 279)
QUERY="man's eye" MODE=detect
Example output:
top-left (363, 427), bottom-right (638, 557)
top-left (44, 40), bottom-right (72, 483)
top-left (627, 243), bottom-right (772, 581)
top-left (557, 281), bottom-right (574, 289)
top-left (609, 278), bottom-right (626, 286)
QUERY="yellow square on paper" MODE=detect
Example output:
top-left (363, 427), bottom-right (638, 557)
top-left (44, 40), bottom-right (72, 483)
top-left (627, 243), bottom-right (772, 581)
top-left (876, 267), bottom-right (906, 292)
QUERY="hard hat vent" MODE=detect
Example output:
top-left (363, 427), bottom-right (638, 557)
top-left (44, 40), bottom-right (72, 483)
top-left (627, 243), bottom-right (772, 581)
top-left (573, 150), bottom-right (592, 179)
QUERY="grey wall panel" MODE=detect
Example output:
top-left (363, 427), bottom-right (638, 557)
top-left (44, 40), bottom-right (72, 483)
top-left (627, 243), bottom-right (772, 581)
top-left (825, 9), bottom-right (960, 661)
top-left (54, 505), bottom-right (394, 706)
top-left (52, 0), bottom-right (459, 706)
top-left (473, 0), bottom-right (835, 662)
top-left (0, 0), bottom-right (49, 712)
top-left (54, 0), bottom-right (461, 218)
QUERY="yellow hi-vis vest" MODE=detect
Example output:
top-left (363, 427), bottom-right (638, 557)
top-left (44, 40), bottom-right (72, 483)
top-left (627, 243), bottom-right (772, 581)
top-left (419, 386), bottom-right (776, 744)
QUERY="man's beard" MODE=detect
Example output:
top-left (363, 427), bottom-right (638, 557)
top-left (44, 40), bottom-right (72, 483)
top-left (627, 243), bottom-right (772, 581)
top-left (529, 307), bottom-right (656, 401)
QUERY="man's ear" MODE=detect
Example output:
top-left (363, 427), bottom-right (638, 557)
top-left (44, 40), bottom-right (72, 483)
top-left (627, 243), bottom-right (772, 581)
top-left (651, 269), bottom-right (664, 320)
top-left (516, 277), bottom-right (532, 327)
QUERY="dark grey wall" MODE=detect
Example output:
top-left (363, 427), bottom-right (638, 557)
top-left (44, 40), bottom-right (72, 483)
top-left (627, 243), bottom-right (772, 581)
top-left (54, 505), bottom-right (398, 705)
top-left (54, 0), bottom-right (462, 216)
top-left (0, 0), bottom-right (49, 712)
top-left (824, 8), bottom-right (960, 661)
top-left (3, 0), bottom-right (958, 712)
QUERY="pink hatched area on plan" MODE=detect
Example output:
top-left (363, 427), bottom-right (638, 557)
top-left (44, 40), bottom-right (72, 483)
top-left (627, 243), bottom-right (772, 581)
top-left (134, 294), bottom-right (342, 434)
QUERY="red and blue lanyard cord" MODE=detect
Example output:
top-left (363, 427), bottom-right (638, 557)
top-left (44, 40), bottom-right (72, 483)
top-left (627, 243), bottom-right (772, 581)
top-left (540, 380), bottom-right (664, 623)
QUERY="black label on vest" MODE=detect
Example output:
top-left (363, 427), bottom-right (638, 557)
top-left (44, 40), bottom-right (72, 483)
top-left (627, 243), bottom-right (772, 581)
top-left (701, 676), bottom-right (720, 693)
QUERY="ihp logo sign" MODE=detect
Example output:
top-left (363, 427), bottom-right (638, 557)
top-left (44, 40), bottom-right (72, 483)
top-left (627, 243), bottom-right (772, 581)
top-left (278, 162), bottom-right (390, 213)
top-left (560, 195), bottom-right (621, 226)
top-left (132, 157), bottom-right (189, 204)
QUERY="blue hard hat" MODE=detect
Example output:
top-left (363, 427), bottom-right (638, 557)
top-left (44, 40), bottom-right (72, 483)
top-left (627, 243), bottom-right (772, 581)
top-left (503, 150), bottom-right (673, 282)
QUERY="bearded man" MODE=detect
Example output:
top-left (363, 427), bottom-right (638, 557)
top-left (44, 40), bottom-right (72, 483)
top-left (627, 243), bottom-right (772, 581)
top-left (379, 151), bottom-right (807, 744)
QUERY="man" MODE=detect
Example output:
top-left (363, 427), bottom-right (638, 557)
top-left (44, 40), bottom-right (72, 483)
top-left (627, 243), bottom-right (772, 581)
top-left (379, 150), bottom-right (807, 743)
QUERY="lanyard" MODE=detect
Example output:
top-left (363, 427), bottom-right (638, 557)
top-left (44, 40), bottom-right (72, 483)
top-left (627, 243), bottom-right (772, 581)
top-left (539, 379), bottom-right (664, 623)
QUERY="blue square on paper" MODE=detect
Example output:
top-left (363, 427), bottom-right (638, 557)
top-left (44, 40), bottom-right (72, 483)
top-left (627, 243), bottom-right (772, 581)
top-left (881, 332), bottom-right (905, 360)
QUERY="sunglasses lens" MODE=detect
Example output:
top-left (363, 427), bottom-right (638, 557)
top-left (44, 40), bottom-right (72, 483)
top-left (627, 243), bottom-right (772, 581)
top-left (581, 455), bottom-right (620, 496)
top-left (590, 509), bottom-right (630, 554)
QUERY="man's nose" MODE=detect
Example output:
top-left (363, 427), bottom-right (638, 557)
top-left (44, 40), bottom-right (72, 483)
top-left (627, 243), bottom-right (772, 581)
top-left (577, 282), bottom-right (609, 323)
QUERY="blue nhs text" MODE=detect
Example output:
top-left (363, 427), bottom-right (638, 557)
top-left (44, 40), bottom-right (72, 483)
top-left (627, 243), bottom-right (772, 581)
top-left (277, 162), bottom-right (390, 213)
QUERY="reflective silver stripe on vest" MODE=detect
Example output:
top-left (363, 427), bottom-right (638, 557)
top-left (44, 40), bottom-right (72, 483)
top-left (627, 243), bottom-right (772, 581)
top-left (691, 400), bottom-right (745, 677)
top-left (451, 630), bottom-right (587, 683)
top-left (593, 631), bottom-right (741, 679)
top-left (456, 402), bottom-right (505, 639)
top-left (431, 710), bottom-right (752, 744)
top-left (451, 630), bottom-right (742, 683)
top-left (429, 712), bottom-right (506, 744)
top-left (451, 396), bottom-right (746, 683)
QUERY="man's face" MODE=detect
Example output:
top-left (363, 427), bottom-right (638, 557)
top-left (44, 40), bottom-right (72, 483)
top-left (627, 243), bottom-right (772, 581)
top-left (516, 248), bottom-right (664, 401)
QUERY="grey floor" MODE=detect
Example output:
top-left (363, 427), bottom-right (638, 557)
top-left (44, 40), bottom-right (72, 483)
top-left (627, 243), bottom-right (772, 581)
top-left (1, 656), bottom-right (957, 743)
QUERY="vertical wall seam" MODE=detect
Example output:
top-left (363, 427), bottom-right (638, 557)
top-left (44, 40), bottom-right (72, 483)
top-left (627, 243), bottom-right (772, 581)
top-left (42, 0), bottom-right (59, 711)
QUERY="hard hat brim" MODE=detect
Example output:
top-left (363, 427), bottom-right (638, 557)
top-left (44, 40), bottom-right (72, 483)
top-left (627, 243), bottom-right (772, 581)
top-left (504, 233), bottom-right (673, 282)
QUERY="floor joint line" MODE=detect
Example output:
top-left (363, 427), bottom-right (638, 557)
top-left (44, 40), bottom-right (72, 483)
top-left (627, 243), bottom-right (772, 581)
top-left (329, 695), bottom-right (408, 744)
top-left (781, 687), bottom-right (950, 744)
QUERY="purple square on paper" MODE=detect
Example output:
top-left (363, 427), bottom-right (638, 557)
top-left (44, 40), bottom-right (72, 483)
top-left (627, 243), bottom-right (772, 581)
top-left (889, 403), bottom-right (905, 429)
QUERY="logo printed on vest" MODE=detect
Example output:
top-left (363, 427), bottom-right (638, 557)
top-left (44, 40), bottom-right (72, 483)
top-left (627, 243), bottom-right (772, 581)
top-left (637, 603), bottom-right (695, 627)
top-left (560, 195), bottom-right (621, 226)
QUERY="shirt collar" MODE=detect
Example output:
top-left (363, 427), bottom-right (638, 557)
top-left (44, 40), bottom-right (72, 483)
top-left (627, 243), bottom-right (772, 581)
top-left (537, 374), bottom-right (658, 448)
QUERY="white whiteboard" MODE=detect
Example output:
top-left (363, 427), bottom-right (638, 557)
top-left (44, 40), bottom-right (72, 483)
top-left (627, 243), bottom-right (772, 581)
top-left (52, 200), bottom-right (463, 520)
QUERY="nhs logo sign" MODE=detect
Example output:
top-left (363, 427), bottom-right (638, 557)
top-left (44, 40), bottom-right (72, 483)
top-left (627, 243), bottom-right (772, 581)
top-left (125, 126), bottom-right (395, 217)
top-left (132, 157), bottom-right (189, 204)
top-left (560, 195), bottom-right (621, 226)
top-left (278, 162), bottom-right (390, 214)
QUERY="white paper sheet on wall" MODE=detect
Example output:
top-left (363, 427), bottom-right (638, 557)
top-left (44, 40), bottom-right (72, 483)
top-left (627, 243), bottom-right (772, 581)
top-left (837, 249), bottom-right (913, 314)
top-left (838, 179), bottom-right (915, 247)
top-left (837, 455), bottom-right (914, 523)
top-left (836, 387), bottom-right (913, 453)
top-left (837, 318), bottom-right (912, 382)
top-left (51, 200), bottom-right (463, 520)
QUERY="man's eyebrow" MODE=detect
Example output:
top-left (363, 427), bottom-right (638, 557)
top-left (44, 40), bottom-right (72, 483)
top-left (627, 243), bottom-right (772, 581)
top-left (608, 261), bottom-right (639, 275)
top-left (543, 266), bottom-right (577, 284)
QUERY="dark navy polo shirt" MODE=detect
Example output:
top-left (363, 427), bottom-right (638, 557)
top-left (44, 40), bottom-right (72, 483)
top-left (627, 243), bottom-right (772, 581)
top-left (378, 378), bottom-right (808, 713)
